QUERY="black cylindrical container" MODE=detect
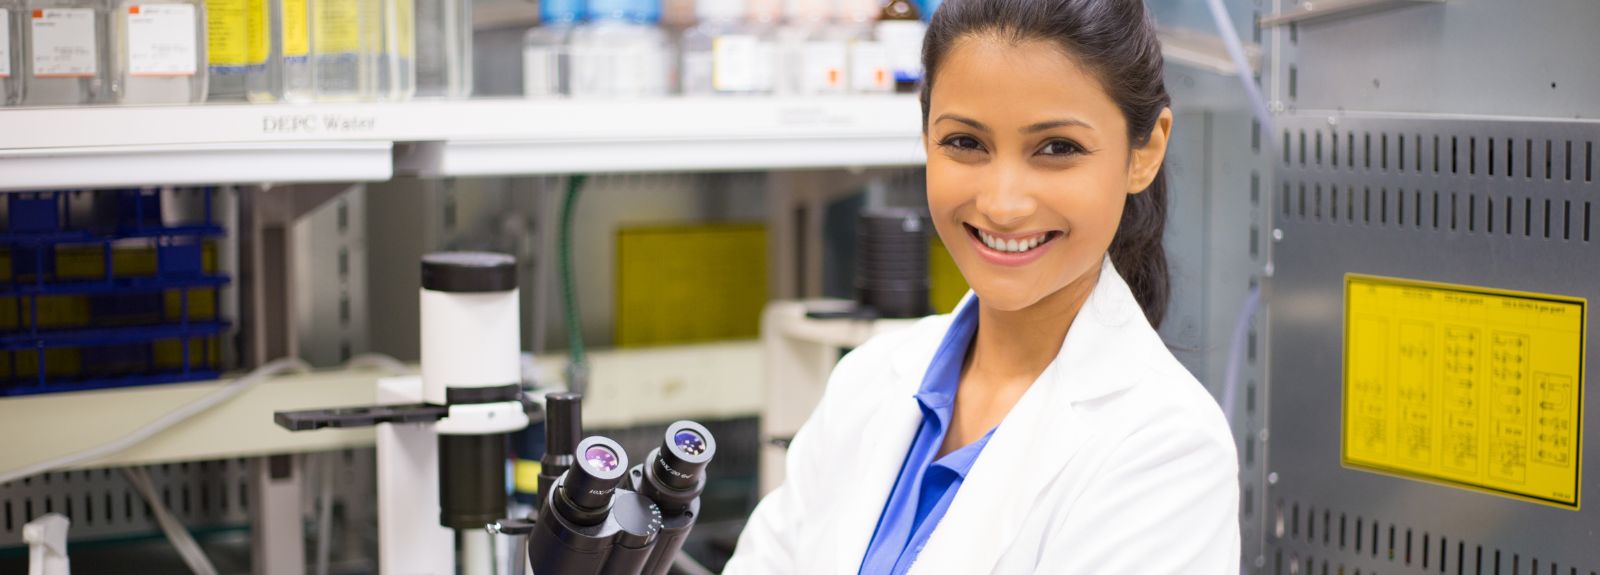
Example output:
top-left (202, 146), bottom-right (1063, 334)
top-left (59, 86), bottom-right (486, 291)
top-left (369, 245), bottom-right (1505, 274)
top-left (438, 433), bottom-right (509, 530)
top-left (539, 392), bottom-right (585, 505)
top-left (857, 207), bottom-right (931, 318)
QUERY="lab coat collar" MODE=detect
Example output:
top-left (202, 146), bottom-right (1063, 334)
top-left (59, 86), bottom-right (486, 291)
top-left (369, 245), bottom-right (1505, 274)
top-left (858, 256), bottom-right (1154, 575)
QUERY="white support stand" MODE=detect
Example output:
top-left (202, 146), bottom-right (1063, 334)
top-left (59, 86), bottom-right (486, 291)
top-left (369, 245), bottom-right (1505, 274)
top-left (24, 513), bottom-right (70, 575)
top-left (759, 301), bottom-right (920, 495)
top-left (251, 456), bottom-right (305, 575)
top-left (376, 376), bottom-right (456, 575)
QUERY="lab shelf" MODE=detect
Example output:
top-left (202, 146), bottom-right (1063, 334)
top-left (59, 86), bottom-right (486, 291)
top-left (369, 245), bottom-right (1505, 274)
top-left (0, 96), bottom-right (926, 188)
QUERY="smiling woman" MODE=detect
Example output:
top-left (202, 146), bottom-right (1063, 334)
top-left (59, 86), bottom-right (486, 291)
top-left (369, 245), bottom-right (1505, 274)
top-left (725, 1), bottom-right (1238, 574)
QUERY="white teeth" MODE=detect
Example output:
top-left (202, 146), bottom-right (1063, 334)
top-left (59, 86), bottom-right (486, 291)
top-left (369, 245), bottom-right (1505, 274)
top-left (977, 229), bottom-right (1049, 253)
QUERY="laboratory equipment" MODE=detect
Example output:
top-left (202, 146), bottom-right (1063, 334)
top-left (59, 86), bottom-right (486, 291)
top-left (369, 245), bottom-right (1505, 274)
top-left (245, 0), bottom-right (313, 102)
top-left (412, 0), bottom-right (470, 98)
top-left (113, 0), bottom-right (206, 103)
top-left (875, 0), bottom-right (922, 93)
top-left (275, 252), bottom-right (532, 575)
top-left (568, 0), bottom-right (669, 98)
top-left (855, 207), bottom-right (931, 318)
top-left (22, 0), bottom-right (109, 105)
top-left (501, 392), bottom-right (719, 575)
top-left (521, 0), bottom-right (578, 98)
top-left (204, 0), bottom-right (246, 99)
top-left (0, 0), bottom-right (21, 105)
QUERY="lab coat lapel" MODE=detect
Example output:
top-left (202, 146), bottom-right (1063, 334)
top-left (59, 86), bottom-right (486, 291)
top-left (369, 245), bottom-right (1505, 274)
top-left (909, 257), bottom-right (1146, 574)
top-left (830, 313), bottom-right (950, 575)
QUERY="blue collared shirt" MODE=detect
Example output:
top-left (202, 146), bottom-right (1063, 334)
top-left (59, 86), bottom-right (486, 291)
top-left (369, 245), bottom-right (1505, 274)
top-left (858, 299), bottom-right (994, 575)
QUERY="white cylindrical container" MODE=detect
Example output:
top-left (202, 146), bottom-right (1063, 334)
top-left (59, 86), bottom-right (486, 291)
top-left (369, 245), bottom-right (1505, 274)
top-left (419, 252), bottom-right (521, 406)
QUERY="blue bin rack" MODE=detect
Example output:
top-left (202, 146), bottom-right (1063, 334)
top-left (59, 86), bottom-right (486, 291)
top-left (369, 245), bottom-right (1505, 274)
top-left (0, 189), bottom-right (232, 396)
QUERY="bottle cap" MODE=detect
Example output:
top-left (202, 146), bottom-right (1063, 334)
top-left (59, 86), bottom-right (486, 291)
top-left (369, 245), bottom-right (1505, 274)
top-left (590, 0), bottom-right (661, 22)
top-left (696, 0), bottom-right (746, 21)
top-left (838, 0), bottom-right (879, 22)
top-left (746, 0), bottom-right (783, 22)
top-left (786, 0), bottom-right (832, 22)
top-left (540, 0), bottom-right (585, 23)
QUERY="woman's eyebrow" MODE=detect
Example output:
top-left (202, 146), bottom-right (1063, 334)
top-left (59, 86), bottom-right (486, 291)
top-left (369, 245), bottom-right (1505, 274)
top-left (1022, 118), bottom-right (1093, 133)
top-left (934, 113), bottom-right (991, 132)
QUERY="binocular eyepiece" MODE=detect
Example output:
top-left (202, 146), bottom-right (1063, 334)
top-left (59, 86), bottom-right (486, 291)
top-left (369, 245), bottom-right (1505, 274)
top-left (557, 436), bottom-right (631, 525)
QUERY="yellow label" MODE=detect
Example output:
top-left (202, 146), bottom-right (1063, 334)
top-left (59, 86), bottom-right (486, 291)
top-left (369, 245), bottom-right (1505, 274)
top-left (314, 0), bottom-right (359, 54)
top-left (514, 459), bottom-right (542, 494)
top-left (205, 0), bottom-right (249, 67)
top-left (282, 0), bottom-right (308, 57)
top-left (246, 0), bottom-right (268, 64)
top-left (1344, 274), bottom-right (1585, 509)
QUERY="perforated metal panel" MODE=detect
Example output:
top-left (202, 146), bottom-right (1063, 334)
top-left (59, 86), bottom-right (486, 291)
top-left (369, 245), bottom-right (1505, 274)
top-left (1266, 113), bottom-right (1600, 575)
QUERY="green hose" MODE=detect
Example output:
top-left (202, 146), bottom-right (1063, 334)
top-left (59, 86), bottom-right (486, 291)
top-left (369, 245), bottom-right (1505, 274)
top-left (559, 175), bottom-right (589, 394)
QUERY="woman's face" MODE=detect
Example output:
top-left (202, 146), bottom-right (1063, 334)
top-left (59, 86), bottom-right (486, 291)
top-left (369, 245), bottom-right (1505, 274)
top-left (925, 35), bottom-right (1170, 312)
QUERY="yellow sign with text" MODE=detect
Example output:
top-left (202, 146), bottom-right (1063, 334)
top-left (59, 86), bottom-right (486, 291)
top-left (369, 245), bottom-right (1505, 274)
top-left (1344, 274), bottom-right (1585, 509)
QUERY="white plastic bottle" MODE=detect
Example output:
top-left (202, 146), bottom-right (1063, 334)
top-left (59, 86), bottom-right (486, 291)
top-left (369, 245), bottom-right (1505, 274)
top-left (204, 0), bottom-right (247, 99)
top-left (412, 0), bottom-right (469, 98)
top-left (776, 0), bottom-right (845, 95)
top-left (114, 0), bottom-right (206, 103)
top-left (521, 0), bottom-right (578, 98)
top-left (245, 0), bottom-right (313, 102)
top-left (23, 0), bottom-right (108, 105)
top-left (568, 0), bottom-right (668, 98)
top-left (0, 0), bottom-right (22, 105)
top-left (835, 0), bottom-right (888, 93)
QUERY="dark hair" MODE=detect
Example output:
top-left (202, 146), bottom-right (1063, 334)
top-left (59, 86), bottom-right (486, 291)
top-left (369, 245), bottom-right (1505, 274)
top-left (919, 0), bottom-right (1172, 328)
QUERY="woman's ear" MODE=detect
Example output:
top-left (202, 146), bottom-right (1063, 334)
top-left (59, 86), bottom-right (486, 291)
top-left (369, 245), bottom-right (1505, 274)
top-left (1127, 108), bottom-right (1174, 195)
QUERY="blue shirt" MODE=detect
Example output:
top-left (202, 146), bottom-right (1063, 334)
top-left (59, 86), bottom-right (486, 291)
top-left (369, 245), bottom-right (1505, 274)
top-left (858, 299), bottom-right (993, 575)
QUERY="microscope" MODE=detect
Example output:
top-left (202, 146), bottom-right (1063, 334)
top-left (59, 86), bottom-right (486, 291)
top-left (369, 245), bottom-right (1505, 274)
top-left (273, 252), bottom-right (717, 574)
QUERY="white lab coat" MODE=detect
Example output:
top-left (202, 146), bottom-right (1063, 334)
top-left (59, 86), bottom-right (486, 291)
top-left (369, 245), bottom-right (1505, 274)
top-left (724, 257), bottom-right (1240, 574)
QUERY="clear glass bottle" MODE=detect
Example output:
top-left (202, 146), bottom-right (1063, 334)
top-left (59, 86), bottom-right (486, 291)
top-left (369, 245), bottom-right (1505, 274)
top-left (23, 0), bottom-right (109, 105)
top-left (313, 0), bottom-right (412, 100)
top-left (411, 0), bottom-right (468, 98)
top-left (682, 0), bottom-right (778, 95)
top-left (521, 0), bottom-right (579, 98)
top-left (204, 0), bottom-right (247, 99)
top-left (0, 0), bottom-right (23, 104)
top-left (569, 0), bottom-right (668, 98)
top-left (837, 0), bottom-right (887, 93)
top-left (875, 0), bottom-right (922, 93)
top-left (776, 0), bottom-right (845, 96)
top-left (245, 0), bottom-right (313, 102)
top-left (113, 0), bottom-right (206, 103)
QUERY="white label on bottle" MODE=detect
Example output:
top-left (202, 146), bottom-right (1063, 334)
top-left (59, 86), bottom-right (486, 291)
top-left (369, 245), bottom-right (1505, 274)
top-left (128, 4), bottom-right (197, 76)
top-left (31, 9), bottom-right (98, 77)
top-left (849, 41), bottom-right (891, 93)
top-left (712, 34), bottom-right (758, 92)
top-left (802, 40), bottom-right (847, 94)
top-left (876, 20), bottom-right (925, 84)
top-left (0, 10), bottom-right (11, 78)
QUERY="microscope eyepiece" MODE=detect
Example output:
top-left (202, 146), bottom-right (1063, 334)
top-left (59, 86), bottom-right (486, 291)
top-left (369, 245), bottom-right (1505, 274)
top-left (562, 436), bottom-right (630, 516)
top-left (654, 421), bottom-right (716, 492)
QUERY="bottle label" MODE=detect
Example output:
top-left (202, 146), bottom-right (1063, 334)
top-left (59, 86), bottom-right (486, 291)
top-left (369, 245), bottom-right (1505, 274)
top-left (127, 4), bottom-right (198, 76)
top-left (712, 35), bottom-right (760, 92)
top-left (848, 40), bottom-right (891, 93)
top-left (876, 20), bottom-right (925, 84)
top-left (315, 0), bottom-right (359, 54)
top-left (282, 0), bottom-right (309, 58)
top-left (802, 40), bottom-right (847, 94)
top-left (245, 0), bottom-right (267, 66)
top-left (206, 0), bottom-right (249, 69)
top-left (0, 9), bottom-right (11, 78)
top-left (30, 9), bottom-right (98, 78)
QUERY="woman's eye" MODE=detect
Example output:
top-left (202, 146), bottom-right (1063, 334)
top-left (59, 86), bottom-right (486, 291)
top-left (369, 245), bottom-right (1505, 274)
top-left (940, 136), bottom-right (986, 152)
top-left (1039, 140), bottom-right (1085, 156)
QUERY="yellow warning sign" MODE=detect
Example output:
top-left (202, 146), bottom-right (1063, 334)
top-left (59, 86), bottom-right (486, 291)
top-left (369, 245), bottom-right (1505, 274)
top-left (1344, 274), bottom-right (1585, 509)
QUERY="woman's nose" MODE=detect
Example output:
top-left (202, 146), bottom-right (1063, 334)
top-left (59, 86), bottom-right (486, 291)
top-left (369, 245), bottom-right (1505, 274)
top-left (975, 165), bottom-right (1037, 227)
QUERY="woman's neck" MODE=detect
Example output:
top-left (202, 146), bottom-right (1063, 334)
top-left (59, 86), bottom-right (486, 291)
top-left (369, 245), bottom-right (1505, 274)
top-left (965, 263), bottom-right (1103, 388)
